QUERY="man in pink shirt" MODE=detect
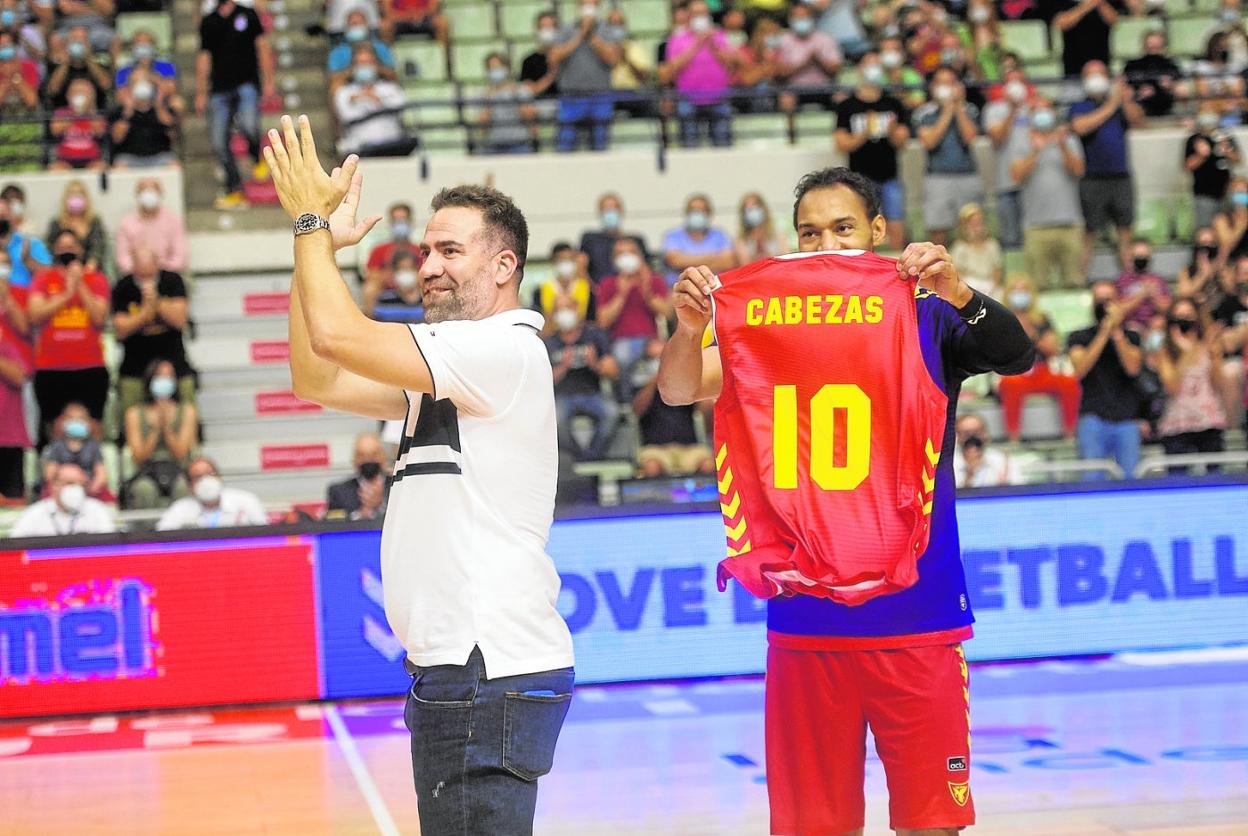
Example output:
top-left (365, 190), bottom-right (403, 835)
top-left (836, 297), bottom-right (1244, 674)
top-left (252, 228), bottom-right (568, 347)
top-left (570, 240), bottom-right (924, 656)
top-left (775, 3), bottom-right (843, 113)
top-left (114, 178), bottom-right (189, 274)
top-left (661, 0), bottom-right (739, 147)
top-left (596, 237), bottom-right (671, 397)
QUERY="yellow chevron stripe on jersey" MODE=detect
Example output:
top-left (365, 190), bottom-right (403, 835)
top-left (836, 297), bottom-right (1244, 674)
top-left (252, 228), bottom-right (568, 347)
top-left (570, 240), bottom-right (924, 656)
top-left (727, 540), bottom-right (752, 558)
top-left (716, 444), bottom-right (728, 469)
top-left (720, 491), bottom-right (741, 519)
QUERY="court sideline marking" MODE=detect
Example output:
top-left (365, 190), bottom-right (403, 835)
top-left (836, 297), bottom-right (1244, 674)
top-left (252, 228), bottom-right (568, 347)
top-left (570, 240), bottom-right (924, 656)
top-left (324, 704), bottom-right (401, 836)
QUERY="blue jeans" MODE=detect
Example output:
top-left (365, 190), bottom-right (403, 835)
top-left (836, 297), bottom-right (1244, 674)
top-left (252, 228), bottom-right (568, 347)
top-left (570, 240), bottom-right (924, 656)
top-left (556, 392), bottom-right (618, 461)
top-left (996, 190), bottom-right (1022, 250)
top-left (875, 178), bottom-right (904, 221)
top-left (208, 83), bottom-right (261, 192)
top-left (404, 646), bottom-right (574, 836)
top-left (557, 94), bottom-right (613, 152)
top-left (1077, 413), bottom-right (1140, 480)
top-left (676, 99), bottom-right (732, 148)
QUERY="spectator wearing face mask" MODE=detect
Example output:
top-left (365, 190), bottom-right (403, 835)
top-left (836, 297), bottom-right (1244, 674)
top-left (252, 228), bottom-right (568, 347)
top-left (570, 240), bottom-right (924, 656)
top-left (875, 36), bottom-right (925, 110)
top-left (0, 193), bottom-right (50, 290)
top-left (326, 431), bottom-right (389, 520)
top-left (774, 4), bottom-right (842, 116)
top-left (48, 180), bottom-right (109, 274)
top-left (662, 193), bottom-right (736, 281)
top-left (607, 9), bottom-right (654, 118)
top-left (122, 357), bottom-right (197, 508)
top-left (912, 67), bottom-right (982, 247)
top-left (112, 247), bottom-right (194, 419)
top-left (1186, 107), bottom-right (1241, 232)
top-left (28, 231), bottom-right (110, 444)
top-left (631, 336), bottom-right (714, 478)
top-left (46, 26), bottom-right (111, 110)
top-left (949, 203), bottom-right (1002, 297)
top-left (328, 9), bottom-right (395, 85)
top-left (1010, 98), bottom-right (1086, 289)
top-left (10, 462), bottom-right (115, 537)
top-left (834, 52), bottom-right (910, 250)
top-left (0, 184), bottom-right (31, 234)
top-left (157, 456), bottom-right (267, 529)
top-left (952, 412), bottom-right (1022, 488)
top-left (0, 0), bottom-right (46, 66)
top-left (546, 294), bottom-right (619, 462)
top-left (660, 0), bottom-right (737, 148)
top-left (1114, 239), bottom-right (1171, 332)
top-left (1054, 0), bottom-right (1124, 80)
top-left (114, 179), bottom-right (188, 274)
top-left (371, 250), bottom-right (423, 321)
top-left (1068, 280), bottom-right (1145, 478)
top-left (0, 30), bottom-right (39, 119)
top-left (519, 11), bottom-right (561, 103)
top-left (117, 30), bottom-right (176, 88)
top-left (50, 78), bottom-right (107, 171)
top-left (550, 0), bottom-right (624, 152)
top-left (804, 0), bottom-right (871, 60)
top-left (1151, 298), bottom-right (1228, 468)
top-left (477, 52), bottom-right (537, 155)
top-left (982, 68), bottom-right (1034, 250)
top-left (363, 202), bottom-right (421, 315)
top-left (997, 274), bottom-right (1081, 441)
top-left (110, 68), bottom-right (179, 168)
top-left (1177, 227), bottom-right (1223, 304)
top-left (40, 402), bottom-right (110, 499)
top-left (0, 269), bottom-right (29, 500)
top-left (53, 0), bottom-right (119, 57)
top-left (533, 242), bottom-right (594, 332)
top-left (1070, 62), bottom-right (1145, 272)
top-left (733, 18), bottom-right (781, 113)
top-left (579, 192), bottom-right (650, 283)
top-left (734, 192), bottom-right (783, 264)
top-left (1215, 178), bottom-right (1248, 263)
top-left (1123, 30), bottom-right (1180, 118)
top-left (334, 45), bottom-right (415, 157)
top-left (1194, 31), bottom-right (1246, 126)
top-left (598, 236), bottom-right (670, 389)
top-left (325, 0), bottom-right (384, 42)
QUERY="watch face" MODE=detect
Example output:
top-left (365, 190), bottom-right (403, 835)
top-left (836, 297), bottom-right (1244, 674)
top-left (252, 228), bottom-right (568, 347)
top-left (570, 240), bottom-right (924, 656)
top-left (295, 214), bottom-right (323, 233)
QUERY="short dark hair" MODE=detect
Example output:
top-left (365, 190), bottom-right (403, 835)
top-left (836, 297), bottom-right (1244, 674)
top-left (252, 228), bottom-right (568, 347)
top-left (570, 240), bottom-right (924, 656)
top-left (792, 167), bottom-right (882, 228)
top-left (550, 240), bottom-right (574, 259)
top-left (389, 202), bottom-right (412, 217)
top-left (53, 229), bottom-right (84, 250)
top-left (535, 9), bottom-right (555, 25)
top-left (0, 184), bottom-right (25, 202)
top-left (430, 184), bottom-right (529, 282)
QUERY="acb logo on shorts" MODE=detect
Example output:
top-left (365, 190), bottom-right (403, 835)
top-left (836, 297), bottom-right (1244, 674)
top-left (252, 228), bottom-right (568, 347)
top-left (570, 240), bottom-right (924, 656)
top-left (947, 755), bottom-right (967, 771)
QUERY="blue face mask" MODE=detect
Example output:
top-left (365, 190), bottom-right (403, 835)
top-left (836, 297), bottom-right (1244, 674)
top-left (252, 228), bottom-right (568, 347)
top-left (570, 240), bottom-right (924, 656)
top-left (1233, 192), bottom-right (1248, 207)
top-left (0, 10), bottom-right (15, 26)
top-left (353, 64), bottom-right (377, 85)
top-left (600, 208), bottom-right (621, 230)
top-left (133, 43), bottom-right (156, 61)
top-left (68, 41), bottom-right (86, 60)
top-left (150, 376), bottom-right (177, 400)
top-left (791, 17), bottom-right (814, 36)
top-left (345, 25), bottom-right (368, 43)
top-left (686, 210), bottom-right (709, 231)
top-left (64, 418), bottom-right (89, 440)
top-left (0, 46), bottom-right (14, 61)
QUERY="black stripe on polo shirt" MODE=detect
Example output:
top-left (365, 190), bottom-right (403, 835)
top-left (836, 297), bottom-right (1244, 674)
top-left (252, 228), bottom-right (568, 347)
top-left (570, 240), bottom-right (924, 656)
top-left (393, 461), bottom-right (462, 482)
top-left (398, 394), bottom-right (461, 460)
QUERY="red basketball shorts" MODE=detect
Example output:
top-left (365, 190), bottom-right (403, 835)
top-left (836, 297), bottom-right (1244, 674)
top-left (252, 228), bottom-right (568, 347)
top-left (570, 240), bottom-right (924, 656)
top-left (765, 642), bottom-right (974, 835)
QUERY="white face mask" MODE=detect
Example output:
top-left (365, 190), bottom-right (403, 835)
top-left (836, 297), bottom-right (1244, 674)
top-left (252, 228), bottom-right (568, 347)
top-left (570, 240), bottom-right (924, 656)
top-left (132, 80), bottom-right (155, 101)
top-left (137, 188), bottom-right (161, 210)
top-left (8, 200), bottom-right (23, 218)
top-left (1005, 79), bottom-right (1028, 103)
top-left (614, 252), bottom-right (642, 274)
top-left (553, 308), bottom-right (579, 332)
top-left (194, 474), bottom-right (223, 505)
top-left (69, 93), bottom-right (89, 112)
top-left (0, 264), bottom-right (10, 280)
top-left (969, 5), bottom-right (990, 23)
top-left (537, 27), bottom-right (557, 45)
top-left (580, 3), bottom-right (597, 19)
top-left (555, 259), bottom-right (577, 279)
top-left (57, 482), bottom-right (86, 514)
top-left (932, 84), bottom-right (954, 103)
top-left (690, 14), bottom-right (711, 33)
top-left (1083, 74), bottom-right (1110, 98)
top-left (394, 269), bottom-right (418, 289)
top-left (880, 50), bottom-right (903, 69)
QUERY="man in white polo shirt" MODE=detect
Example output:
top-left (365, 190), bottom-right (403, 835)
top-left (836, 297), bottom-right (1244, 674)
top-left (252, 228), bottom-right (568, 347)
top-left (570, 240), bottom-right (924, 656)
top-left (263, 115), bottom-right (574, 835)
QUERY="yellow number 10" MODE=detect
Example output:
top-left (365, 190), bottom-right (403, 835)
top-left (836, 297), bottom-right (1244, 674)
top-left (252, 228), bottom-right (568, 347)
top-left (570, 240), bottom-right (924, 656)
top-left (773, 384), bottom-right (872, 491)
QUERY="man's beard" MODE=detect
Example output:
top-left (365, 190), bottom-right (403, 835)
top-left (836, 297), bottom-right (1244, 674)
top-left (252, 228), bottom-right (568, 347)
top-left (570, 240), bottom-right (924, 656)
top-left (422, 269), bottom-right (491, 324)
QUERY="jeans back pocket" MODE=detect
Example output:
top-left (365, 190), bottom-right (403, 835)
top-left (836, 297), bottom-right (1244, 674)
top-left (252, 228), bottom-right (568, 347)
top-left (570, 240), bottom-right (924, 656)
top-left (501, 691), bottom-right (573, 782)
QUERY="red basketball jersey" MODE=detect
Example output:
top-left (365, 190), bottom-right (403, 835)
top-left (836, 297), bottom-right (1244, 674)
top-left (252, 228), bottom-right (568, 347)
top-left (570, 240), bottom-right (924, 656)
top-left (711, 251), bottom-right (948, 605)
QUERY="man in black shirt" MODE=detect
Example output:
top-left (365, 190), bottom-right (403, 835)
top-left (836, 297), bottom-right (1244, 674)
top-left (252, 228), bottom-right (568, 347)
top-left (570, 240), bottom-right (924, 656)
top-left (45, 25), bottom-right (112, 110)
top-left (520, 10), bottom-right (560, 101)
top-left (544, 295), bottom-right (619, 461)
top-left (111, 69), bottom-right (179, 168)
top-left (325, 432), bottom-right (389, 520)
top-left (833, 52), bottom-right (910, 250)
top-left (631, 338), bottom-right (713, 477)
top-left (1185, 106), bottom-right (1241, 231)
top-left (1123, 29), bottom-right (1181, 118)
top-left (578, 192), bottom-right (651, 282)
top-left (1067, 279), bottom-right (1144, 479)
top-left (110, 248), bottom-right (196, 421)
top-left (196, 0), bottom-right (275, 210)
top-left (1054, 0), bottom-right (1124, 79)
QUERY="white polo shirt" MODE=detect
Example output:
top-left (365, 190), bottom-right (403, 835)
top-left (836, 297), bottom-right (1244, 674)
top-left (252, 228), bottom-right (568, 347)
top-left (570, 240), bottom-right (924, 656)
top-left (10, 497), bottom-right (116, 538)
top-left (382, 307), bottom-right (574, 679)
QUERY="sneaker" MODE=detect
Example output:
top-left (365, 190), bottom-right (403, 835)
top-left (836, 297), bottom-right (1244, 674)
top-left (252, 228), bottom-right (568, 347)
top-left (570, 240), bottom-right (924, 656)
top-left (252, 159), bottom-right (270, 181)
top-left (214, 191), bottom-right (249, 211)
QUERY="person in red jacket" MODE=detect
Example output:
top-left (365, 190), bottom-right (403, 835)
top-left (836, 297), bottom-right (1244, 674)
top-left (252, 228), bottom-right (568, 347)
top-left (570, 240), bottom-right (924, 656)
top-left (27, 230), bottom-right (109, 446)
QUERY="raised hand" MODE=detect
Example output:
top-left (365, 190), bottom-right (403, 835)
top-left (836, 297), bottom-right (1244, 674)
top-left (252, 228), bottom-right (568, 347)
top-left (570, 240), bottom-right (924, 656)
top-left (326, 165), bottom-right (383, 252)
top-left (263, 114), bottom-right (357, 222)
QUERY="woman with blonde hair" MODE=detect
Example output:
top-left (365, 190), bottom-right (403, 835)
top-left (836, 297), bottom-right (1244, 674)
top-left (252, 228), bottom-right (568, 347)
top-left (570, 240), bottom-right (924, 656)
top-left (949, 202), bottom-right (1003, 297)
top-left (1153, 296), bottom-right (1228, 466)
top-left (995, 274), bottom-right (1081, 441)
top-left (733, 192), bottom-right (784, 265)
top-left (45, 180), bottom-right (109, 274)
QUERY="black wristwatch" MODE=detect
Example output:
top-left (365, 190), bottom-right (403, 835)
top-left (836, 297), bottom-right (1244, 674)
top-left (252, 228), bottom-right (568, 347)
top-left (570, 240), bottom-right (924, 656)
top-left (293, 213), bottom-right (330, 236)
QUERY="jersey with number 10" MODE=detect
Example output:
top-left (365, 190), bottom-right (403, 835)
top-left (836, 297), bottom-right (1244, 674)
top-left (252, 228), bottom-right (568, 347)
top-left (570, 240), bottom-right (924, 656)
top-left (711, 251), bottom-right (949, 606)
